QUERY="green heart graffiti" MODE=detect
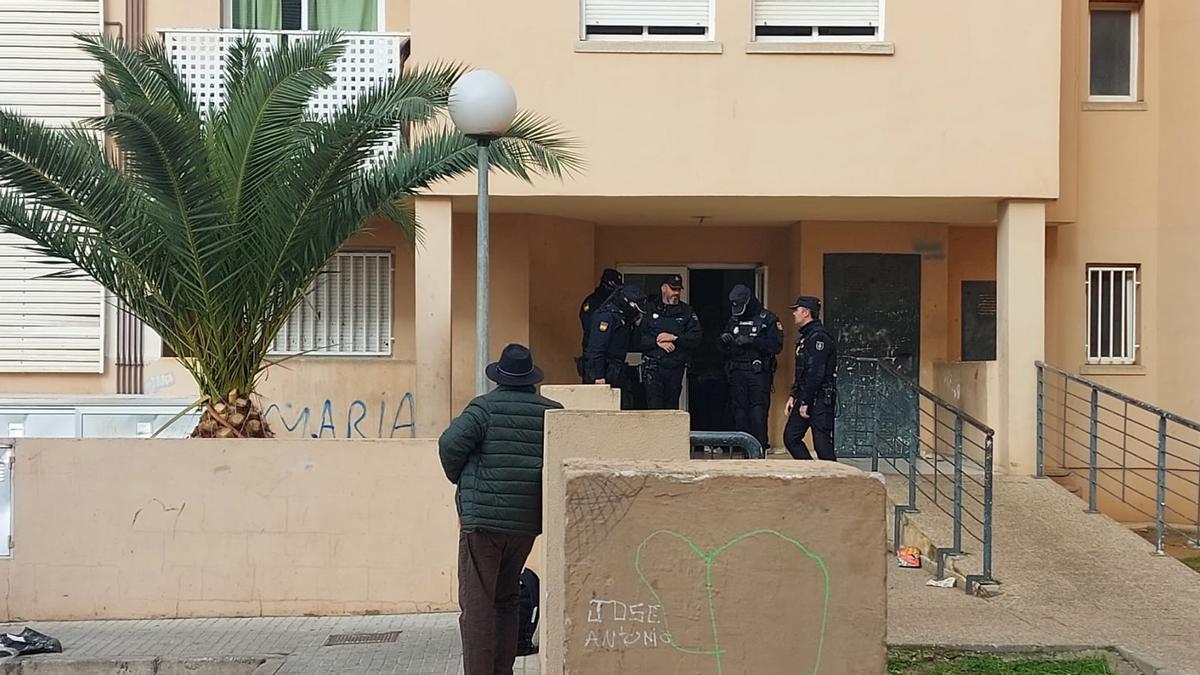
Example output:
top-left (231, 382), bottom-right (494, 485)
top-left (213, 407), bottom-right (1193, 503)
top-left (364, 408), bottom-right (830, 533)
top-left (634, 529), bottom-right (830, 675)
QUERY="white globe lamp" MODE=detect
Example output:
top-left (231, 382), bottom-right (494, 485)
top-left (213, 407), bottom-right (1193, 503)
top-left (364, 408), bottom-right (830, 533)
top-left (449, 70), bottom-right (518, 139)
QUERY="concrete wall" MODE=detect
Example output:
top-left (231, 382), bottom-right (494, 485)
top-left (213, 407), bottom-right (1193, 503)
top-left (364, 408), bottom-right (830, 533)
top-left (552, 459), bottom-right (887, 674)
top-left (934, 361), bottom-right (999, 431)
top-left (540, 410), bottom-right (692, 674)
top-left (0, 438), bottom-right (457, 620)
top-left (411, 0), bottom-right (1061, 200)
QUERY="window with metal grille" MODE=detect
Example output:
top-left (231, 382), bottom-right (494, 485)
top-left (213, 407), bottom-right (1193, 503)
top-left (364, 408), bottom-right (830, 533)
top-left (581, 0), bottom-right (712, 40)
top-left (270, 251), bottom-right (393, 357)
top-left (753, 0), bottom-right (883, 41)
top-left (1086, 265), bottom-right (1138, 365)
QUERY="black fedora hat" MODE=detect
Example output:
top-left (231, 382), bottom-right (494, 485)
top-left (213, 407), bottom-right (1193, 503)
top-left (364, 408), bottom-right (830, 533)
top-left (485, 343), bottom-right (544, 386)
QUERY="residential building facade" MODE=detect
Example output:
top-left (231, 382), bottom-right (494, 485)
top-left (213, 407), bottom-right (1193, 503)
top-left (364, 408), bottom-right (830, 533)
top-left (0, 0), bottom-right (1194, 487)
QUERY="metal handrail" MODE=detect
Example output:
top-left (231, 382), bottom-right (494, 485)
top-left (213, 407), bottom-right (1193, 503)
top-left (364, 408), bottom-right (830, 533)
top-left (1037, 361), bottom-right (1200, 433)
top-left (1036, 362), bottom-right (1200, 555)
top-left (873, 360), bottom-right (996, 594)
top-left (879, 361), bottom-right (996, 436)
top-left (689, 431), bottom-right (764, 460)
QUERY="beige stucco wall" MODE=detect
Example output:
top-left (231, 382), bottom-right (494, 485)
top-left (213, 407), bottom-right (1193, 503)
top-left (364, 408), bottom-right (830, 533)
top-left (0, 438), bottom-right (456, 620)
top-left (411, 0), bottom-right (1061, 201)
top-left (946, 227), bottom-right (997, 362)
top-left (552, 459), bottom-right (887, 674)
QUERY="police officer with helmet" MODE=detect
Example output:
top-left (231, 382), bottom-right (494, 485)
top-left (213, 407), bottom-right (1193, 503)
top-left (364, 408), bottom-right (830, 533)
top-left (720, 284), bottom-right (783, 450)
top-left (784, 295), bottom-right (838, 461)
top-left (577, 268), bottom-right (623, 383)
top-left (639, 274), bottom-right (701, 410)
top-left (582, 284), bottom-right (647, 393)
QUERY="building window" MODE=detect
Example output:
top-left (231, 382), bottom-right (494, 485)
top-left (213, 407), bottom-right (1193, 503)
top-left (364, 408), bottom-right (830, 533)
top-left (581, 0), bottom-right (712, 40)
top-left (753, 0), bottom-right (883, 42)
top-left (1089, 3), bottom-right (1139, 101)
top-left (270, 251), bottom-right (393, 357)
top-left (228, 0), bottom-right (380, 31)
top-left (1086, 265), bottom-right (1138, 365)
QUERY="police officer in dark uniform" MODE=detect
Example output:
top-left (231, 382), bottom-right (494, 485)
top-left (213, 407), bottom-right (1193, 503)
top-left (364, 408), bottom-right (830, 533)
top-left (639, 274), bottom-right (701, 410)
top-left (784, 296), bottom-right (838, 461)
top-left (720, 284), bottom-right (783, 449)
top-left (577, 268), bottom-right (623, 382)
top-left (582, 284), bottom-right (647, 394)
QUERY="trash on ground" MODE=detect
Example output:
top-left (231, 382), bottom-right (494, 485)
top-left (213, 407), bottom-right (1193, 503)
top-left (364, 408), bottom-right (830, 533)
top-left (897, 546), bottom-right (922, 568)
top-left (0, 627), bottom-right (63, 658)
top-left (926, 576), bottom-right (957, 588)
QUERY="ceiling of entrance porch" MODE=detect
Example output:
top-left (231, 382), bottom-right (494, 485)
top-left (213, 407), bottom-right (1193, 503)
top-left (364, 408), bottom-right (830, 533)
top-left (449, 195), bottom-right (1002, 227)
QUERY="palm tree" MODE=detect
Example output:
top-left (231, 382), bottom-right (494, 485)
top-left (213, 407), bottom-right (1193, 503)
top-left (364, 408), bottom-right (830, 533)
top-left (0, 32), bottom-right (581, 438)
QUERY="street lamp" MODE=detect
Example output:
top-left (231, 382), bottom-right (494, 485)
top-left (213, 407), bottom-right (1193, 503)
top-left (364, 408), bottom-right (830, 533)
top-left (448, 70), bottom-right (518, 396)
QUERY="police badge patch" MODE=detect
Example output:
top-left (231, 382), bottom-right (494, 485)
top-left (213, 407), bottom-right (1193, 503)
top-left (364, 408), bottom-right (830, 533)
top-left (815, 340), bottom-right (825, 351)
top-left (599, 322), bottom-right (609, 332)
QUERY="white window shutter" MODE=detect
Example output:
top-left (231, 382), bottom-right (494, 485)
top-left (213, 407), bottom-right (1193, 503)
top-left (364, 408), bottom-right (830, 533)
top-left (0, 0), bottom-right (106, 373)
top-left (0, 0), bottom-right (105, 125)
top-left (754, 0), bottom-right (881, 28)
top-left (271, 252), bottom-right (392, 357)
top-left (0, 234), bottom-right (106, 373)
top-left (584, 0), bottom-right (709, 28)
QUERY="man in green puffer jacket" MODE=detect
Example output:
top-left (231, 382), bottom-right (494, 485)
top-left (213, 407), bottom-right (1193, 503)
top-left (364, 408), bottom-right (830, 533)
top-left (438, 343), bottom-right (562, 675)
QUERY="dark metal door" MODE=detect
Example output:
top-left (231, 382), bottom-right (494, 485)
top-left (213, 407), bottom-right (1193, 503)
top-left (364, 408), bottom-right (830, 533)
top-left (823, 254), bottom-right (921, 458)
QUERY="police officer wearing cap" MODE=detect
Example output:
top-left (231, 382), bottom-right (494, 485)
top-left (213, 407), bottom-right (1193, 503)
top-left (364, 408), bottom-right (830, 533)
top-left (720, 284), bottom-right (783, 449)
top-left (577, 269), bottom-right (623, 383)
top-left (583, 284), bottom-right (647, 394)
top-left (639, 274), bottom-right (701, 410)
top-left (784, 295), bottom-right (838, 461)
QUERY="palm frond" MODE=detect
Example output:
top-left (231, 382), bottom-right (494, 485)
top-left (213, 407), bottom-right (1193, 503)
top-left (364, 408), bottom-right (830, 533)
top-left (0, 32), bottom-right (583, 419)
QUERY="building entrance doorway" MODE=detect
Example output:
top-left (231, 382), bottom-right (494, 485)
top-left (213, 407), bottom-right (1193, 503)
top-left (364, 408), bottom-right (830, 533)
top-left (617, 265), bottom-right (766, 431)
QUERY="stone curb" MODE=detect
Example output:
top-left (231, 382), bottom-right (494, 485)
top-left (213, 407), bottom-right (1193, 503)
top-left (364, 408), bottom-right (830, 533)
top-left (0, 656), bottom-right (279, 675)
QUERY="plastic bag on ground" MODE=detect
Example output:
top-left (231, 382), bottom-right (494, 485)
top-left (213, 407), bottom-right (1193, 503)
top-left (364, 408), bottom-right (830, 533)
top-left (0, 627), bottom-right (63, 658)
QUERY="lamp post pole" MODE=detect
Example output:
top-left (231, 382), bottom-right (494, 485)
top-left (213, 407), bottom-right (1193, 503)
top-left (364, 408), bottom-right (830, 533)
top-left (448, 69), bottom-right (517, 398)
top-left (475, 139), bottom-right (491, 396)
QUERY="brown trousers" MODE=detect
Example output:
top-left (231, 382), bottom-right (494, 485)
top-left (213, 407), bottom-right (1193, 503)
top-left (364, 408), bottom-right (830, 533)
top-left (458, 529), bottom-right (537, 675)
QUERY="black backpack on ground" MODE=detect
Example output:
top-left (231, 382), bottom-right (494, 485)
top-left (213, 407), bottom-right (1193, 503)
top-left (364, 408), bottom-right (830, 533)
top-left (517, 568), bottom-right (540, 656)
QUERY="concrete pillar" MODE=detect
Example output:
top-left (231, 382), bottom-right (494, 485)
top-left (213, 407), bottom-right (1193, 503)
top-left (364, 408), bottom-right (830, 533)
top-left (997, 200), bottom-right (1046, 475)
top-left (415, 197), bottom-right (454, 438)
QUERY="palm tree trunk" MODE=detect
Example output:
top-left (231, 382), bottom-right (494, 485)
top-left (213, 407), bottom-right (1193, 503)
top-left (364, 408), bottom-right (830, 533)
top-left (191, 392), bottom-right (272, 438)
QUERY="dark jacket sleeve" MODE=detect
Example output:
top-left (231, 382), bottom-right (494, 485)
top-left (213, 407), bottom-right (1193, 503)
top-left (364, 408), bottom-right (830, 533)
top-left (754, 313), bottom-right (784, 356)
top-left (438, 400), bottom-right (488, 483)
top-left (676, 310), bottom-right (702, 353)
top-left (797, 336), bottom-right (832, 406)
top-left (583, 309), bottom-right (616, 381)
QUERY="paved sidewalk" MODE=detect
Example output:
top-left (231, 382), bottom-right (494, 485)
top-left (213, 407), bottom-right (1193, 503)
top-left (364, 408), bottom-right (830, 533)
top-left (889, 475), bottom-right (1200, 674)
top-left (0, 614), bottom-right (538, 675)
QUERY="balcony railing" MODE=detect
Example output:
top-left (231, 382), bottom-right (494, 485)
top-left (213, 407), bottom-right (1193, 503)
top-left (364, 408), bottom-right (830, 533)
top-left (159, 29), bottom-right (410, 116)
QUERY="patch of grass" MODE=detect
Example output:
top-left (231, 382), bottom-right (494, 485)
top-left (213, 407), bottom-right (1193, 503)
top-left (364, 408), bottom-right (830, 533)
top-left (1183, 556), bottom-right (1200, 573)
top-left (888, 649), bottom-right (1113, 674)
